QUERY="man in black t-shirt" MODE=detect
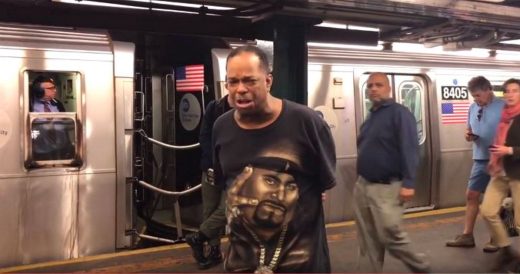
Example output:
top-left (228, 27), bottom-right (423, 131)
top-left (212, 45), bottom-right (336, 273)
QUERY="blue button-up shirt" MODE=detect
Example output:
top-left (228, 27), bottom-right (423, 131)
top-left (32, 99), bottom-right (59, 112)
top-left (467, 97), bottom-right (504, 160)
top-left (357, 100), bottom-right (419, 188)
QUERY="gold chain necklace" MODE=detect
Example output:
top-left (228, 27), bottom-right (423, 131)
top-left (243, 223), bottom-right (288, 274)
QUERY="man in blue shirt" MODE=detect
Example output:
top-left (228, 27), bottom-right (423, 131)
top-left (354, 72), bottom-right (430, 273)
top-left (446, 76), bottom-right (504, 252)
top-left (29, 76), bottom-right (72, 161)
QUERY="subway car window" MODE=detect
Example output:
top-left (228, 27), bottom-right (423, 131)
top-left (30, 116), bottom-right (76, 161)
top-left (492, 84), bottom-right (504, 98)
top-left (399, 81), bottom-right (424, 142)
top-left (25, 71), bottom-right (82, 168)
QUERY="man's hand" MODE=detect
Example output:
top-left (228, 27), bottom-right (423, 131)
top-left (226, 165), bottom-right (255, 220)
top-left (399, 187), bottom-right (415, 203)
top-left (489, 145), bottom-right (514, 157)
top-left (465, 128), bottom-right (477, 142)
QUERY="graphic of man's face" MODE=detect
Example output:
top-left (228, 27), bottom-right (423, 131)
top-left (242, 167), bottom-right (299, 229)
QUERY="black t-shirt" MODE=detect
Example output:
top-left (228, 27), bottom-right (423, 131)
top-left (213, 99), bottom-right (336, 273)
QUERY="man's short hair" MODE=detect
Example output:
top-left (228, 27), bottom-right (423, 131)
top-left (468, 76), bottom-right (492, 93)
top-left (226, 45), bottom-right (271, 73)
top-left (502, 78), bottom-right (520, 91)
top-left (31, 75), bottom-right (55, 99)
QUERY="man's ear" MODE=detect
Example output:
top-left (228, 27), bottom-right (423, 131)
top-left (266, 73), bottom-right (273, 91)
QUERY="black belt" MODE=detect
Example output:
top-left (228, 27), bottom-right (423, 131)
top-left (364, 177), bottom-right (401, 184)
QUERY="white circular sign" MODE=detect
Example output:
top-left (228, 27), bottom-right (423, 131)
top-left (179, 93), bottom-right (201, 131)
top-left (314, 105), bottom-right (338, 133)
top-left (0, 109), bottom-right (12, 149)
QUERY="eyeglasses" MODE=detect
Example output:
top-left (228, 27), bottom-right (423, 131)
top-left (477, 107), bottom-right (483, 121)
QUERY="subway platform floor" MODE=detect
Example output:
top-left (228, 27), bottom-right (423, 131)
top-left (2, 207), bottom-right (519, 273)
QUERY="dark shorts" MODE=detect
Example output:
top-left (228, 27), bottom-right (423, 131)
top-left (468, 160), bottom-right (491, 193)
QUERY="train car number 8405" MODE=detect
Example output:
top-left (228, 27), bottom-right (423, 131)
top-left (441, 86), bottom-right (469, 100)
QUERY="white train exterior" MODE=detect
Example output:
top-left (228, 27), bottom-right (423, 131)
top-left (1, 22), bottom-right (520, 267)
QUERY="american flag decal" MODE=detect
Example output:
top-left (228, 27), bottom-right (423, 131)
top-left (175, 64), bottom-right (204, 92)
top-left (441, 101), bottom-right (471, 124)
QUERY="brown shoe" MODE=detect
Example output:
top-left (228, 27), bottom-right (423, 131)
top-left (446, 234), bottom-right (475, 248)
top-left (483, 241), bottom-right (500, 253)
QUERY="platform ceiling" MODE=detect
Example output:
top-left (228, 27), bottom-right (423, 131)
top-left (2, 0), bottom-right (520, 51)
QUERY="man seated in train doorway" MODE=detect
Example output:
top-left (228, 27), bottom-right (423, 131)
top-left (29, 75), bottom-right (73, 161)
top-left (185, 94), bottom-right (232, 269)
top-left (446, 76), bottom-right (504, 252)
top-left (353, 72), bottom-right (430, 273)
top-left (208, 45), bottom-right (336, 273)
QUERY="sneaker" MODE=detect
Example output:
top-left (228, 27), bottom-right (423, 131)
top-left (446, 234), bottom-right (475, 248)
top-left (483, 241), bottom-right (500, 253)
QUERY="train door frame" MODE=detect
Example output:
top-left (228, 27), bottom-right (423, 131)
top-left (355, 71), bottom-right (435, 209)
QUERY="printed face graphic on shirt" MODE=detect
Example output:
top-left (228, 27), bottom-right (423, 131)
top-left (227, 153), bottom-right (302, 242)
top-left (241, 167), bottom-right (299, 229)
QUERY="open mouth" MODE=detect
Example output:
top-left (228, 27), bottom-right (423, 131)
top-left (236, 98), bottom-right (253, 108)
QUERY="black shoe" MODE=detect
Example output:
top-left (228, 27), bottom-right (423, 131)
top-left (198, 245), bottom-right (223, 270)
top-left (185, 232), bottom-right (207, 266)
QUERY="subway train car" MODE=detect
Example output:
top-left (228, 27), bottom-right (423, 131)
top-left (2, 22), bottom-right (520, 267)
top-left (0, 23), bottom-right (135, 266)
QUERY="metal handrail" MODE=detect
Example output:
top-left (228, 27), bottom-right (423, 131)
top-left (138, 180), bottom-right (201, 196)
top-left (136, 129), bottom-right (200, 150)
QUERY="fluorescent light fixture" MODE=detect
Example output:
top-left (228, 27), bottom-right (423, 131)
top-left (53, 0), bottom-right (148, 9)
top-left (307, 41), bottom-right (383, 51)
top-left (500, 39), bottom-right (520, 45)
top-left (495, 50), bottom-right (520, 61)
top-left (392, 42), bottom-right (491, 57)
top-left (347, 25), bottom-right (380, 32)
top-left (152, 0), bottom-right (233, 10)
top-left (316, 22), bottom-right (347, 29)
top-left (316, 22), bottom-right (380, 32)
top-left (53, 0), bottom-right (233, 12)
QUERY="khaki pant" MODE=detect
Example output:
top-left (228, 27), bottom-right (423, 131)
top-left (480, 176), bottom-right (520, 247)
top-left (353, 176), bottom-right (429, 272)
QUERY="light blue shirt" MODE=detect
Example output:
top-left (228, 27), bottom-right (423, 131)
top-left (467, 97), bottom-right (504, 160)
top-left (32, 99), bottom-right (59, 112)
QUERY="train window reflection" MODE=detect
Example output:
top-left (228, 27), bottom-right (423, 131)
top-left (399, 81), bottom-right (424, 142)
top-left (31, 117), bottom-right (76, 161)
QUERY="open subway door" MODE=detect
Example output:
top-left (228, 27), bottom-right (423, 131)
top-left (173, 64), bottom-right (205, 225)
top-left (358, 73), bottom-right (433, 209)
